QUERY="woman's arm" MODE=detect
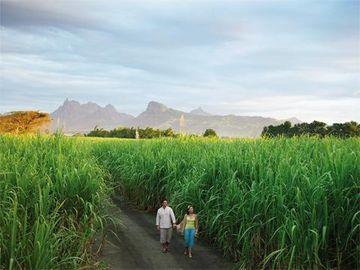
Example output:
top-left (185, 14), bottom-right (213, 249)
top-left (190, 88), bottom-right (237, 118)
top-left (179, 214), bottom-right (187, 231)
top-left (195, 215), bottom-right (199, 232)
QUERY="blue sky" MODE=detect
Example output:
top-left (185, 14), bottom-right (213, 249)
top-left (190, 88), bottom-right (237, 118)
top-left (0, 0), bottom-right (359, 123)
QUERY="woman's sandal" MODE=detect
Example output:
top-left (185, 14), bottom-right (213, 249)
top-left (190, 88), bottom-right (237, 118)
top-left (184, 248), bottom-right (188, 255)
top-left (188, 253), bottom-right (192, 258)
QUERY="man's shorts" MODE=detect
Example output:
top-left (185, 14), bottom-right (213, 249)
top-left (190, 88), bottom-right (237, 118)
top-left (160, 228), bottom-right (172, 243)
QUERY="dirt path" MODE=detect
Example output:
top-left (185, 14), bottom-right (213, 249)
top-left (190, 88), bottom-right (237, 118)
top-left (99, 197), bottom-right (234, 270)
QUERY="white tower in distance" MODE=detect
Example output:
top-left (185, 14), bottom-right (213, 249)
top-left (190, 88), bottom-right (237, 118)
top-left (179, 114), bottom-right (185, 133)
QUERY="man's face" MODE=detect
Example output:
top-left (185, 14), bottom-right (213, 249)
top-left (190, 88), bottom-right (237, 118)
top-left (162, 200), bottom-right (168, 208)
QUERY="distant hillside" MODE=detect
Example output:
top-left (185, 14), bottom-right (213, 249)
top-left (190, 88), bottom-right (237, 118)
top-left (50, 99), bottom-right (301, 137)
top-left (135, 101), bottom-right (302, 137)
top-left (0, 111), bottom-right (51, 134)
top-left (51, 99), bottom-right (134, 132)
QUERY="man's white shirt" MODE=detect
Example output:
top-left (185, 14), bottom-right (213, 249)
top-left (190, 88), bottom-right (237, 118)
top-left (156, 206), bottom-right (176, 229)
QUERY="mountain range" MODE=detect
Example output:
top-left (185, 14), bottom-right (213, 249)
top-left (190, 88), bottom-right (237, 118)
top-left (51, 99), bottom-right (301, 137)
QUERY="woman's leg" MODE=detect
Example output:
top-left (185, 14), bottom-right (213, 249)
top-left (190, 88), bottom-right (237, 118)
top-left (188, 229), bottom-right (195, 258)
top-left (184, 229), bottom-right (190, 254)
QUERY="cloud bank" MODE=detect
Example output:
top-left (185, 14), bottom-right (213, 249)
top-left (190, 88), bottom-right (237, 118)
top-left (1, 0), bottom-right (359, 123)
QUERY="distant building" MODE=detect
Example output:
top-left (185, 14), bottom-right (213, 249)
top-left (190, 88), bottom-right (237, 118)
top-left (179, 114), bottom-right (185, 132)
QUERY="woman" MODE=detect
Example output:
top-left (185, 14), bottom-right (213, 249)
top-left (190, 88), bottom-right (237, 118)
top-left (178, 205), bottom-right (199, 258)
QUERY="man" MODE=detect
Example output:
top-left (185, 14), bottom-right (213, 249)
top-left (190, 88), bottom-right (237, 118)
top-left (156, 199), bottom-right (176, 253)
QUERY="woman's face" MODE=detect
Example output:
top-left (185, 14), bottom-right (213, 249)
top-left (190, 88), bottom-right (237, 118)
top-left (188, 207), bottom-right (194, 214)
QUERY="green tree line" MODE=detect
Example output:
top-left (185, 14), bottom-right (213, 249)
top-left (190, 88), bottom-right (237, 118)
top-left (86, 127), bottom-right (219, 139)
top-left (262, 121), bottom-right (360, 138)
top-left (86, 126), bottom-right (176, 139)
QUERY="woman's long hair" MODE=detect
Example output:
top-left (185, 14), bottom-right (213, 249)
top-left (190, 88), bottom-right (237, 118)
top-left (187, 205), bottom-right (193, 215)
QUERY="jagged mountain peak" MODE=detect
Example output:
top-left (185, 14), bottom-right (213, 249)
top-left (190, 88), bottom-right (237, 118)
top-left (85, 101), bottom-right (98, 106)
top-left (63, 98), bottom-right (80, 107)
top-left (104, 104), bottom-right (117, 112)
top-left (51, 99), bottom-right (134, 132)
top-left (190, 107), bottom-right (211, 116)
top-left (146, 101), bottom-right (168, 113)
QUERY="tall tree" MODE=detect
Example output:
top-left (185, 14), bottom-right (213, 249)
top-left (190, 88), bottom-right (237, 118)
top-left (203, 128), bottom-right (218, 137)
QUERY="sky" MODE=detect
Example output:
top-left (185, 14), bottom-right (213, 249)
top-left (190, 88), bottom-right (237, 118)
top-left (0, 0), bottom-right (359, 123)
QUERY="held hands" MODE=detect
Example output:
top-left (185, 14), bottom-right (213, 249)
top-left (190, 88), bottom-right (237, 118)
top-left (174, 224), bottom-right (182, 234)
top-left (156, 225), bottom-right (160, 230)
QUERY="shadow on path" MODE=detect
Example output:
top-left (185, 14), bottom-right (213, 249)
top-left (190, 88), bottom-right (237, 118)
top-left (99, 197), bottom-right (234, 270)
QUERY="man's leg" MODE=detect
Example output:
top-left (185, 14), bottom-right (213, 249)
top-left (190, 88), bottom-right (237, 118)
top-left (165, 228), bottom-right (172, 252)
top-left (160, 229), bottom-right (167, 252)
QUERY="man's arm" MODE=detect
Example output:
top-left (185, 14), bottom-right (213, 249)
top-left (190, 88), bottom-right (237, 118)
top-left (170, 208), bottom-right (176, 227)
top-left (156, 210), bottom-right (160, 230)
